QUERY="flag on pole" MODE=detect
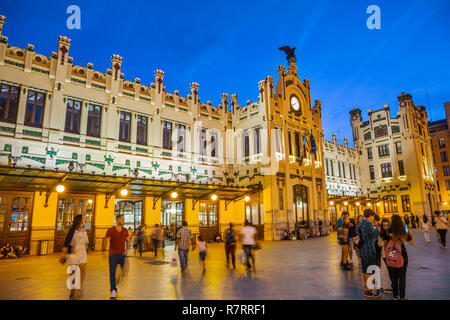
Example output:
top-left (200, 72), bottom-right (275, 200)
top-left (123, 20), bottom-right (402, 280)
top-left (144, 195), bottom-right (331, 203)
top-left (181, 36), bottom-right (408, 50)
top-left (305, 129), bottom-right (311, 154)
top-left (310, 131), bottom-right (317, 156)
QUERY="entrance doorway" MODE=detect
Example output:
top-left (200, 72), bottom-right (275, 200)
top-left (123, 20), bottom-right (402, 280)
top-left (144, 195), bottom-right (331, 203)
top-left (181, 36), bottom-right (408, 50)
top-left (115, 199), bottom-right (144, 232)
top-left (54, 195), bottom-right (95, 252)
top-left (0, 192), bottom-right (33, 254)
top-left (329, 206), bottom-right (337, 231)
top-left (245, 198), bottom-right (264, 240)
top-left (199, 202), bottom-right (218, 241)
top-left (293, 185), bottom-right (309, 225)
top-left (161, 200), bottom-right (184, 240)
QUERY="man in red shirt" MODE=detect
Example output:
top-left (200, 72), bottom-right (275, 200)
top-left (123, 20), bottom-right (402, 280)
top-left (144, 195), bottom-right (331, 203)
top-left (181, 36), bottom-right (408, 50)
top-left (103, 214), bottom-right (130, 300)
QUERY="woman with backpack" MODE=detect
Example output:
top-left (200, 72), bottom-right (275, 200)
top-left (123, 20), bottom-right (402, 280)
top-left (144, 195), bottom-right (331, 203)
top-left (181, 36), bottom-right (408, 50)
top-left (59, 214), bottom-right (89, 299)
top-left (385, 214), bottom-right (415, 300)
top-left (422, 213), bottom-right (431, 242)
top-left (435, 211), bottom-right (450, 249)
top-left (224, 223), bottom-right (237, 269)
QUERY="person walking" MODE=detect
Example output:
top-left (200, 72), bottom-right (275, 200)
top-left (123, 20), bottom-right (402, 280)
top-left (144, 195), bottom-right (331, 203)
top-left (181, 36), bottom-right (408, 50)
top-left (348, 216), bottom-right (357, 265)
top-left (197, 235), bottom-right (207, 272)
top-left (384, 214), bottom-right (415, 300)
top-left (410, 214), bottom-right (416, 229)
top-left (380, 218), bottom-right (393, 294)
top-left (432, 211), bottom-right (440, 242)
top-left (60, 214), bottom-right (89, 299)
top-left (422, 214), bottom-right (431, 242)
top-left (240, 220), bottom-right (257, 271)
top-left (415, 214), bottom-right (420, 229)
top-left (152, 224), bottom-right (162, 257)
top-left (174, 221), bottom-right (194, 272)
top-left (435, 211), bottom-right (450, 249)
top-left (136, 225), bottom-right (145, 257)
top-left (337, 212), bottom-right (349, 266)
top-left (102, 214), bottom-right (130, 300)
top-left (338, 214), bottom-right (352, 270)
top-left (224, 223), bottom-right (237, 269)
top-left (357, 209), bottom-right (380, 299)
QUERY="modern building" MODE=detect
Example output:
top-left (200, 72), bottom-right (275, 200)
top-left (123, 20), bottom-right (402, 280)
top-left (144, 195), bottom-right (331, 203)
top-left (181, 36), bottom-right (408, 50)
top-left (350, 93), bottom-right (438, 218)
top-left (324, 133), bottom-right (366, 223)
top-left (0, 15), bottom-right (327, 254)
top-left (428, 101), bottom-right (450, 214)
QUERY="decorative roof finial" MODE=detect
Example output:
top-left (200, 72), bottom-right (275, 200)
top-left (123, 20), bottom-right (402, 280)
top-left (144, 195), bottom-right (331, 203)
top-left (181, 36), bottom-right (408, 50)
top-left (278, 46), bottom-right (296, 64)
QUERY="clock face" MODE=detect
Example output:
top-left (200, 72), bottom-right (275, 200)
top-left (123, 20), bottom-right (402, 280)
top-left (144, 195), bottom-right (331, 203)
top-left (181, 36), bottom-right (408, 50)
top-left (290, 95), bottom-right (300, 111)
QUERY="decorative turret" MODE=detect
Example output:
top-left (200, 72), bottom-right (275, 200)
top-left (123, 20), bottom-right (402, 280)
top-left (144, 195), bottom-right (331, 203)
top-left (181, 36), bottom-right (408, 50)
top-left (349, 108), bottom-right (362, 144)
top-left (258, 80), bottom-right (265, 102)
top-left (111, 54), bottom-right (122, 81)
top-left (57, 36), bottom-right (71, 65)
top-left (265, 76), bottom-right (274, 99)
top-left (0, 15), bottom-right (5, 36)
top-left (231, 94), bottom-right (238, 114)
top-left (344, 137), bottom-right (348, 148)
top-left (332, 133), bottom-right (337, 145)
top-left (190, 82), bottom-right (199, 105)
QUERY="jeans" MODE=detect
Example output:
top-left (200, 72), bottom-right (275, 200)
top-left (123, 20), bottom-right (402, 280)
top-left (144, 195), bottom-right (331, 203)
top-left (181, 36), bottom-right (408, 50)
top-left (225, 243), bottom-right (236, 268)
top-left (137, 239), bottom-right (143, 256)
top-left (243, 245), bottom-right (255, 269)
top-left (437, 229), bottom-right (447, 247)
top-left (178, 248), bottom-right (189, 271)
top-left (387, 262), bottom-right (408, 298)
top-left (109, 254), bottom-right (125, 292)
top-left (153, 239), bottom-right (159, 257)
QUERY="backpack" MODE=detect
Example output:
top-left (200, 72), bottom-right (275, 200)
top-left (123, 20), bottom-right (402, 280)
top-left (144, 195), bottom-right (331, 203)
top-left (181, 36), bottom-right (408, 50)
top-left (423, 215), bottom-right (428, 224)
top-left (225, 229), bottom-right (235, 244)
top-left (385, 241), bottom-right (404, 268)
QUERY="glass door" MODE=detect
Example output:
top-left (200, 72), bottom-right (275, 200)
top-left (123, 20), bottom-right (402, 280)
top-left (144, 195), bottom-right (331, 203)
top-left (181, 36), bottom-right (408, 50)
top-left (55, 195), bottom-right (95, 252)
top-left (115, 200), bottom-right (143, 232)
top-left (199, 202), bottom-right (219, 241)
top-left (161, 200), bottom-right (184, 240)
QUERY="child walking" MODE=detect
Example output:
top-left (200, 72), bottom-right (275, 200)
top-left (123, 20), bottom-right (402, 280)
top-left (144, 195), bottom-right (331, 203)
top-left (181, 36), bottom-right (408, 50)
top-left (197, 235), bottom-right (207, 272)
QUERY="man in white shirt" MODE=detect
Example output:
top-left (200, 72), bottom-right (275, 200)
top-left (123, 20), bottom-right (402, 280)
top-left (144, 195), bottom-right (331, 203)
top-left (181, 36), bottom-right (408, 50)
top-left (240, 220), bottom-right (257, 270)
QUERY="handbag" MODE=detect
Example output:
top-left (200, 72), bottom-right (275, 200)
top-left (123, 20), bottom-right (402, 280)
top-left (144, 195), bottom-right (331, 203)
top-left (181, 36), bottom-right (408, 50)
top-left (238, 251), bottom-right (246, 265)
top-left (171, 252), bottom-right (178, 267)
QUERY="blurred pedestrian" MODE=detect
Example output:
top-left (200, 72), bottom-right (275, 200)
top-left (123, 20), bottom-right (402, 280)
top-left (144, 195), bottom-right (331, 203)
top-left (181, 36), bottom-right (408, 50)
top-left (197, 235), bottom-right (207, 272)
top-left (435, 211), bottom-right (449, 249)
top-left (338, 214), bottom-right (352, 270)
top-left (380, 218), bottom-right (393, 294)
top-left (224, 223), bottom-right (237, 269)
top-left (337, 211), bottom-right (349, 266)
top-left (174, 221), bottom-right (194, 272)
top-left (422, 213), bottom-right (431, 242)
top-left (60, 214), bottom-right (89, 299)
top-left (404, 214), bottom-right (410, 229)
top-left (102, 214), bottom-right (130, 300)
top-left (240, 220), bottom-right (257, 271)
top-left (136, 225), bottom-right (145, 257)
top-left (152, 224), bottom-right (162, 257)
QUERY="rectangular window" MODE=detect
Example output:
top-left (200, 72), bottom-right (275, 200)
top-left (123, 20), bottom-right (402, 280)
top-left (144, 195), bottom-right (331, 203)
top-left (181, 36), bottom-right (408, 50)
top-left (325, 159), bottom-right (329, 175)
top-left (398, 160), bottom-right (405, 176)
top-left (369, 165), bottom-right (375, 180)
top-left (381, 163), bottom-right (392, 178)
top-left (367, 147), bottom-right (373, 160)
top-left (338, 162), bottom-right (341, 177)
top-left (342, 163), bottom-right (346, 178)
top-left (384, 195), bottom-right (398, 213)
top-left (330, 160), bottom-right (334, 176)
top-left (353, 165), bottom-right (356, 180)
top-left (0, 83), bottom-right (19, 123)
top-left (243, 130), bottom-right (249, 160)
top-left (199, 128), bottom-right (207, 156)
top-left (64, 99), bottom-right (82, 134)
top-left (401, 195), bottom-right (411, 213)
top-left (378, 144), bottom-right (390, 157)
top-left (136, 115), bottom-right (148, 145)
top-left (210, 131), bottom-right (218, 157)
top-left (288, 131), bottom-right (293, 156)
top-left (254, 127), bottom-right (261, 154)
top-left (279, 188), bottom-right (284, 210)
top-left (439, 137), bottom-right (446, 149)
top-left (395, 141), bottom-right (402, 154)
top-left (446, 180), bottom-right (450, 190)
top-left (444, 165), bottom-right (450, 177)
top-left (163, 121), bottom-right (172, 150)
top-left (275, 126), bottom-right (281, 154)
top-left (441, 151), bottom-right (448, 163)
top-left (176, 124), bottom-right (185, 152)
top-left (119, 111), bottom-right (131, 142)
top-left (294, 132), bottom-right (301, 157)
top-left (86, 104), bottom-right (102, 137)
top-left (24, 90), bottom-right (45, 127)
top-left (437, 180), bottom-right (440, 191)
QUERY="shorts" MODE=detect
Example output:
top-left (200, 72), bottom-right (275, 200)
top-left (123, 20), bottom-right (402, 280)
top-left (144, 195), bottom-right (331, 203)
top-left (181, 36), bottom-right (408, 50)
top-left (199, 251), bottom-right (206, 261)
top-left (360, 254), bottom-right (377, 274)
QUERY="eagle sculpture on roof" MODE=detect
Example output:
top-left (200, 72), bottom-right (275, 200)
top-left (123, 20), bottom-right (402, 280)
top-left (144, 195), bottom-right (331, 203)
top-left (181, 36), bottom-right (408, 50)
top-left (278, 46), bottom-right (296, 62)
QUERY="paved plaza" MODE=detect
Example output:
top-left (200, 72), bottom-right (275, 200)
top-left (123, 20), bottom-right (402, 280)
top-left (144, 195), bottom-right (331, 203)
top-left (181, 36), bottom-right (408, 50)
top-left (0, 229), bottom-right (449, 300)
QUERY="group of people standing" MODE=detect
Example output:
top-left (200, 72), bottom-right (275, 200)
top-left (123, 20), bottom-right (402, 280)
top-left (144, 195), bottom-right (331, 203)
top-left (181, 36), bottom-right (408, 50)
top-left (337, 208), bottom-right (449, 300)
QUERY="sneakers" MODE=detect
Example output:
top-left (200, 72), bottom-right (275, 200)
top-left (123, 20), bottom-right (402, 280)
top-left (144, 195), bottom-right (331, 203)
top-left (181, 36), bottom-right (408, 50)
top-left (364, 290), bottom-right (381, 299)
top-left (384, 287), bottom-right (393, 294)
top-left (110, 290), bottom-right (117, 300)
top-left (392, 296), bottom-right (399, 300)
top-left (400, 297), bottom-right (408, 300)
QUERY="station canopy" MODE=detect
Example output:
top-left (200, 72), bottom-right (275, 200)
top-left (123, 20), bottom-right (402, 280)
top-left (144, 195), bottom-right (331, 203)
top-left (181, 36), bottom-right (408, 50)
top-left (0, 165), bottom-right (262, 203)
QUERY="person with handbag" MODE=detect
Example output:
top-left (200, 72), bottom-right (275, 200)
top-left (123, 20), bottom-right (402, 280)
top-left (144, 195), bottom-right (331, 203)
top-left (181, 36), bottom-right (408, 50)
top-left (60, 214), bottom-right (89, 299)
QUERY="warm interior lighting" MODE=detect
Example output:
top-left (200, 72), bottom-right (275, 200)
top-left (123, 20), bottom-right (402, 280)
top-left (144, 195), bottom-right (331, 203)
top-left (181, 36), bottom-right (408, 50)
top-left (244, 196), bottom-right (250, 202)
top-left (329, 201), bottom-right (334, 206)
top-left (120, 189), bottom-right (128, 196)
top-left (377, 202), bottom-right (381, 206)
top-left (88, 199), bottom-right (93, 204)
top-left (444, 201), bottom-right (448, 205)
top-left (171, 191), bottom-right (178, 199)
top-left (211, 194), bottom-right (218, 201)
top-left (343, 201), bottom-right (348, 206)
top-left (356, 202), bottom-right (360, 206)
top-left (367, 203), bottom-right (371, 207)
top-left (56, 184), bottom-right (65, 193)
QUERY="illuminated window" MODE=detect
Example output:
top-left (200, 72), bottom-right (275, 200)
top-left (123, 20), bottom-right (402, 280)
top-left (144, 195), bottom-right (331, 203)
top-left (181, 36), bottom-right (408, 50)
top-left (24, 90), bottom-right (45, 127)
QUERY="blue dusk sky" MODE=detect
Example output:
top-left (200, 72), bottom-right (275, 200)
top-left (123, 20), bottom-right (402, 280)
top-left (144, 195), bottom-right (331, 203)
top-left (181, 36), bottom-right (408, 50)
top-left (1, 0), bottom-right (449, 146)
